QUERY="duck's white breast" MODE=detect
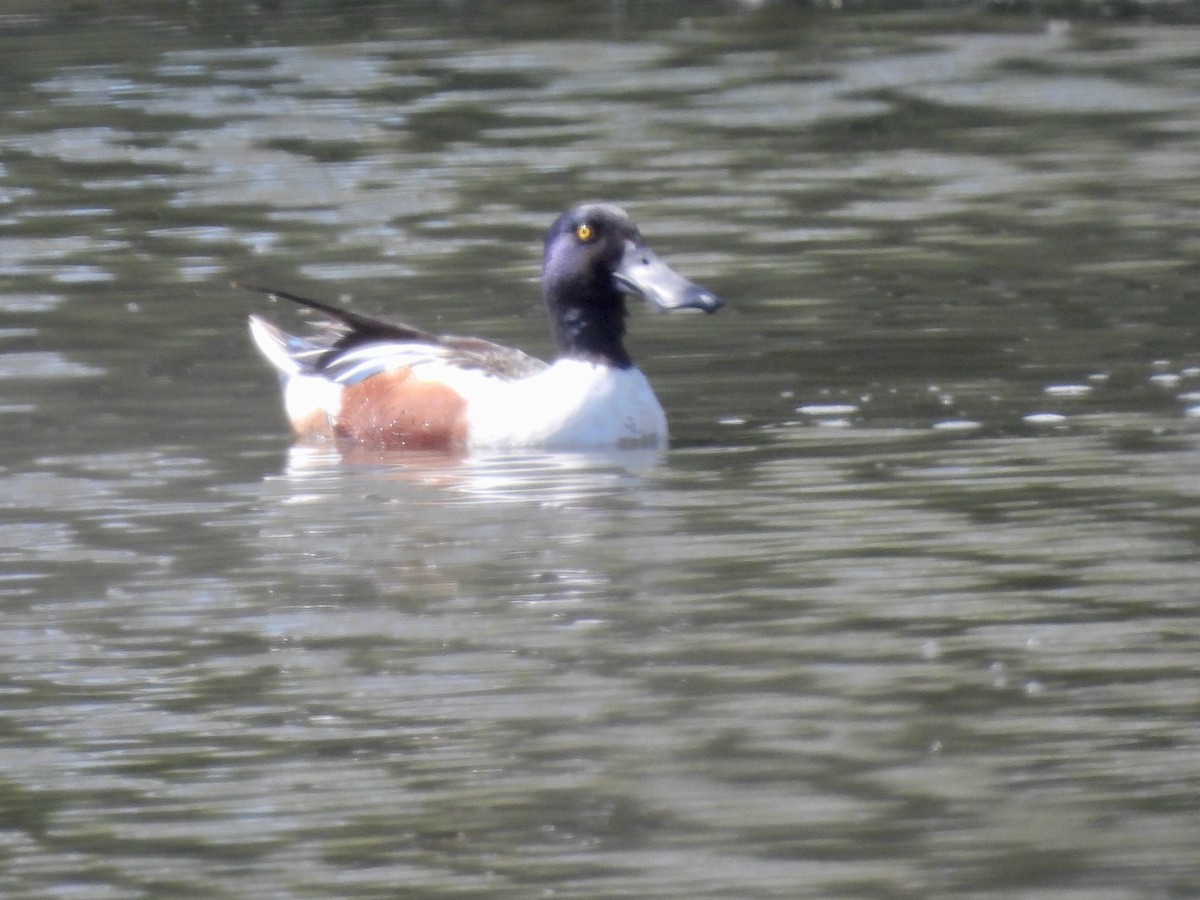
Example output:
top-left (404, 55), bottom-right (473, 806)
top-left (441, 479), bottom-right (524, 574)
top-left (462, 358), bottom-right (667, 450)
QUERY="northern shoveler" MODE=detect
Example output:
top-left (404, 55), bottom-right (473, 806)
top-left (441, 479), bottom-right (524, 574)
top-left (246, 202), bottom-right (722, 452)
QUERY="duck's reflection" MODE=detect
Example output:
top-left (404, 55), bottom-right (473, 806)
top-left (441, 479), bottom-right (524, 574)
top-left (249, 442), bottom-right (674, 615)
top-left (275, 441), bottom-right (666, 507)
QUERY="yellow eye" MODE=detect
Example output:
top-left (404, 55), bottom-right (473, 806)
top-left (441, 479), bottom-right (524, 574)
top-left (575, 222), bottom-right (594, 242)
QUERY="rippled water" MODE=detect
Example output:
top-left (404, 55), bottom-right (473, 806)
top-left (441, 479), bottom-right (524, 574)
top-left (2, 4), bottom-right (1199, 897)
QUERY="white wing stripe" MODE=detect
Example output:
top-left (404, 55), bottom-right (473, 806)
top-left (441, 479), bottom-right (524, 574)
top-left (322, 342), bottom-right (454, 384)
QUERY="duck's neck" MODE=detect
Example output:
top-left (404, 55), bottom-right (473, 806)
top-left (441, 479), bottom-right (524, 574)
top-left (544, 282), bottom-right (633, 369)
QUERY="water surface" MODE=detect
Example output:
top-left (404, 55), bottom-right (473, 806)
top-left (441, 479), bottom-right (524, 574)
top-left (1, 5), bottom-right (1199, 898)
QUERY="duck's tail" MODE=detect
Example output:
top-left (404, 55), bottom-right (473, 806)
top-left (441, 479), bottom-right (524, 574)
top-left (248, 315), bottom-right (312, 377)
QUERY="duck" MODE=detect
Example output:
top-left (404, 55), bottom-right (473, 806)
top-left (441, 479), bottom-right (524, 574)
top-left (245, 202), bottom-right (722, 452)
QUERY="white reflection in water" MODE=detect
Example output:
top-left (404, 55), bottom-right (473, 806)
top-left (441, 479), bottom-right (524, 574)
top-left (279, 442), bottom-right (665, 506)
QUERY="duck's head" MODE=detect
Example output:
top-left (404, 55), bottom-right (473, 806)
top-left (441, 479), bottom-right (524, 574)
top-left (541, 202), bottom-right (722, 367)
